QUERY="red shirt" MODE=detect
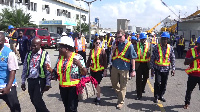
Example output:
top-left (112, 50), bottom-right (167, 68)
top-left (185, 47), bottom-right (200, 77)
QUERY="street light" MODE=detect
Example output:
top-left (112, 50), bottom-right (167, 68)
top-left (76, 0), bottom-right (102, 43)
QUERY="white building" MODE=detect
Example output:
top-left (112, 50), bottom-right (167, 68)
top-left (0, 0), bottom-right (89, 34)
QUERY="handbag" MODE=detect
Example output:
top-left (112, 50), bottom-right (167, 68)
top-left (76, 76), bottom-right (98, 100)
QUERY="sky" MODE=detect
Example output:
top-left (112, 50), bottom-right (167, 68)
top-left (64, 0), bottom-right (200, 30)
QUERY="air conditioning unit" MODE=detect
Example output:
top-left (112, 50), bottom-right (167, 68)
top-left (65, 10), bottom-right (68, 14)
top-left (62, 10), bottom-right (65, 13)
top-left (25, 0), bottom-right (29, 5)
top-left (42, 5), bottom-right (45, 10)
top-left (45, 5), bottom-right (49, 8)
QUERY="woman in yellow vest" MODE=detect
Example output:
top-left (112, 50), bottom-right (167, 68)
top-left (86, 37), bottom-right (107, 105)
top-left (46, 36), bottom-right (87, 112)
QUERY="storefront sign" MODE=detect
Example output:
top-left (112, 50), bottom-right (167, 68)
top-left (40, 20), bottom-right (62, 25)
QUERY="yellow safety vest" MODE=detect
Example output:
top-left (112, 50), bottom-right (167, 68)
top-left (155, 44), bottom-right (171, 66)
top-left (185, 47), bottom-right (200, 74)
top-left (57, 52), bottom-right (80, 87)
top-left (112, 42), bottom-right (131, 63)
top-left (107, 37), bottom-right (112, 48)
top-left (151, 37), bottom-right (157, 44)
top-left (101, 40), bottom-right (105, 49)
top-left (9, 30), bottom-right (17, 41)
top-left (135, 42), bottom-right (150, 62)
top-left (90, 48), bottom-right (104, 72)
top-left (127, 36), bottom-right (131, 41)
top-left (75, 37), bottom-right (85, 53)
top-left (190, 38), bottom-right (197, 46)
top-left (178, 38), bottom-right (184, 46)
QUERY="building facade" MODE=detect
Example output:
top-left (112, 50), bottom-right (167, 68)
top-left (0, 0), bottom-right (89, 34)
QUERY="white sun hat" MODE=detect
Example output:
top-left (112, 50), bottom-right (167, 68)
top-left (57, 36), bottom-right (74, 47)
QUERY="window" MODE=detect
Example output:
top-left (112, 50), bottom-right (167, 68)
top-left (16, 29), bottom-right (25, 34)
top-left (57, 9), bottom-right (61, 16)
top-left (37, 30), bottom-right (49, 36)
top-left (76, 14), bottom-right (79, 20)
top-left (68, 12), bottom-right (71, 18)
top-left (10, 0), bottom-right (13, 7)
top-left (25, 29), bottom-right (35, 36)
top-left (34, 3), bottom-right (37, 11)
top-left (31, 2), bottom-right (33, 11)
top-left (0, 0), bottom-right (5, 4)
top-left (5, 0), bottom-right (9, 5)
top-left (46, 7), bottom-right (50, 14)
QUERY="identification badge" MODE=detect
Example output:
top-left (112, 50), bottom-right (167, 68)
top-left (31, 69), bottom-right (38, 75)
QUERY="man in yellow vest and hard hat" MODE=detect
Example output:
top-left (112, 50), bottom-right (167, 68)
top-left (134, 33), bottom-right (151, 100)
top-left (151, 32), bottom-right (175, 103)
top-left (183, 36), bottom-right (200, 109)
top-left (177, 35), bottom-right (185, 58)
top-left (189, 35), bottom-right (197, 49)
top-left (111, 29), bottom-right (137, 109)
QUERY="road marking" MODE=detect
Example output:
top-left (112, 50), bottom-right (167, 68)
top-left (147, 79), bottom-right (166, 112)
top-left (0, 90), bottom-right (28, 110)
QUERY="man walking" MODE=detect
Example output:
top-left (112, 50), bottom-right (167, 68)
top-left (177, 35), bottom-right (185, 58)
top-left (183, 36), bottom-right (200, 109)
top-left (151, 32), bottom-right (175, 103)
top-left (111, 29), bottom-right (137, 109)
top-left (0, 32), bottom-right (21, 112)
top-left (21, 37), bottom-right (51, 112)
top-left (16, 31), bottom-right (28, 64)
top-left (189, 35), bottom-right (197, 49)
top-left (135, 33), bottom-right (151, 100)
top-left (28, 31), bottom-right (36, 51)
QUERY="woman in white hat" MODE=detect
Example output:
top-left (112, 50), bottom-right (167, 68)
top-left (46, 36), bottom-right (87, 112)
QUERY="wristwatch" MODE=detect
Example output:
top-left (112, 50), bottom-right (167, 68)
top-left (132, 69), bottom-right (135, 71)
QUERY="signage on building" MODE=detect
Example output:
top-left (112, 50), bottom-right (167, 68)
top-left (39, 20), bottom-right (62, 25)
top-left (63, 19), bottom-right (77, 26)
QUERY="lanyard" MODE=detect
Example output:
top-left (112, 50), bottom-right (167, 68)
top-left (32, 50), bottom-right (42, 67)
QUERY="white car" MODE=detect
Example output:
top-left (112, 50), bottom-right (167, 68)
top-left (0, 31), bottom-right (19, 50)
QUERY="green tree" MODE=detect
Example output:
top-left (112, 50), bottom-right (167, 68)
top-left (74, 22), bottom-right (89, 33)
top-left (0, 8), bottom-right (36, 31)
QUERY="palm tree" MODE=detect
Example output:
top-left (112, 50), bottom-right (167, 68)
top-left (0, 8), bottom-right (36, 31)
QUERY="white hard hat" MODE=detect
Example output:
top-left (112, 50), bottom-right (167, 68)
top-left (57, 36), bottom-right (74, 47)
top-left (62, 32), bottom-right (67, 36)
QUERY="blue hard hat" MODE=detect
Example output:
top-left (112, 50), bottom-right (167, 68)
top-left (197, 36), bottom-right (200, 44)
top-left (95, 33), bottom-right (98, 36)
top-left (8, 25), bottom-right (14, 29)
top-left (110, 33), bottom-right (112, 36)
top-left (132, 32), bottom-right (135, 36)
top-left (139, 33), bottom-right (147, 39)
top-left (161, 32), bottom-right (170, 39)
top-left (131, 36), bottom-right (137, 41)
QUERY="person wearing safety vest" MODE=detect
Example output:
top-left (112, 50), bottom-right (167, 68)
top-left (134, 33), bottom-right (151, 100)
top-left (183, 36), bottom-right (200, 109)
top-left (0, 32), bottom-right (21, 112)
top-left (99, 34), bottom-right (107, 50)
top-left (150, 32), bottom-right (175, 103)
top-left (86, 37), bottom-right (107, 105)
top-left (74, 32), bottom-right (86, 63)
top-left (7, 25), bottom-right (19, 57)
top-left (189, 35), bottom-right (197, 49)
top-left (106, 33), bottom-right (114, 66)
top-left (111, 29), bottom-right (137, 109)
top-left (151, 35), bottom-right (158, 46)
top-left (126, 32), bottom-right (131, 41)
top-left (46, 36), bottom-right (87, 112)
top-left (177, 35), bottom-right (185, 58)
top-left (21, 37), bottom-right (51, 112)
top-left (129, 36), bottom-right (137, 80)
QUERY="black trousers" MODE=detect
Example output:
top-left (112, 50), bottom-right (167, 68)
top-left (154, 69), bottom-right (169, 99)
top-left (78, 51), bottom-right (86, 64)
top-left (59, 86), bottom-right (78, 112)
top-left (185, 75), bottom-right (200, 105)
top-left (136, 63), bottom-right (149, 97)
top-left (177, 45), bottom-right (184, 58)
top-left (0, 86), bottom-right (21, 112)
top-left (27, 78), bottom-right (49, 112)
top-left (105, 49), bottom-right (110, 65)
top-left (19, 50), bottom-right (27, 63)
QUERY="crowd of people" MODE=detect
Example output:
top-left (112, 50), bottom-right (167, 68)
top-left (0, 25), bottom-right (199, 112)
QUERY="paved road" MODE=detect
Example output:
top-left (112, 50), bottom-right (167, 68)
top-left (0, 48), bottom-right (200, 112)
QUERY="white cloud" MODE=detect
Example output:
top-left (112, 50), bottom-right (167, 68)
top-left (88, 0), bottom-right (200, 30)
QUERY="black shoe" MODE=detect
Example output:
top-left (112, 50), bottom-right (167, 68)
top-left (96, 100), bottom-right (101, 105)
top-left (159, 97), bottom-right (166, 102)
top-left (93, 97), bottom-right (97, 102)
top-left (153, 98), bottom-right (158, 103)
top-left (135, 96), bottom-right (142, 100)
top-left (142, 90), bottom-right (145, 93)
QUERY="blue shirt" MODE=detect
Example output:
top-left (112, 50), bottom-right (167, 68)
top-left (17, 36), bottom-right (28, 51)
top-left (112, 39), bottom-right (137, 70)
top-left (28, 36), bottom-right (36, 51)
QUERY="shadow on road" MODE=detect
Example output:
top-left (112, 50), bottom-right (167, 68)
top-left (164, 105), bottom-right (184, 112)
top-left (47, 93), bottom-right (62, 101)
top-left (127, 103), bottom-right (160, 111)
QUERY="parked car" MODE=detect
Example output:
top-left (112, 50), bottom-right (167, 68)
top-left (15, 28), bottom-right (51, 47)
top-left (50, 32), bottom-right (61, 49)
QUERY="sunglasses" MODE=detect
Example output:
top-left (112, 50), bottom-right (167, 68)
top-left (96, 42), bottom-right (100, 44)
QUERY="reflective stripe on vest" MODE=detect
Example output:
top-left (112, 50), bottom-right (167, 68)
top-left (185, 47), bottom-right (200, 74)
top-left (26, 50), bottom-right (47, 78)
top-left (57, 52), bottom-right (80, 87)
top-left (90, 48), bottom-right (104, 72)
top-left (75, 37), bottom-right (85, 53)
top-left (127, 36), bottom-right (131, 41)
top-left (112, 42), bottom-right (131, 63)
top-left (190, 38), bottom-right (197, 46)
top-left (107, 37), bottom-right (112, 48)
top-left (101, 40), bottom-right (105, 49)
top-left (9, 30), bottom-right (17, 41)
top-left (151, 37), bottom-right (157, 44)
top-left (155, 44), bottom-right (171, 66)
top-left (135, 42), bottom-right (150, 62)
top-left (178, 38), bottom-right (184, 46)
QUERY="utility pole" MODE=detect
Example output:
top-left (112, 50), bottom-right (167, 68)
top-left (79, 2), bottom-right (82, 35)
